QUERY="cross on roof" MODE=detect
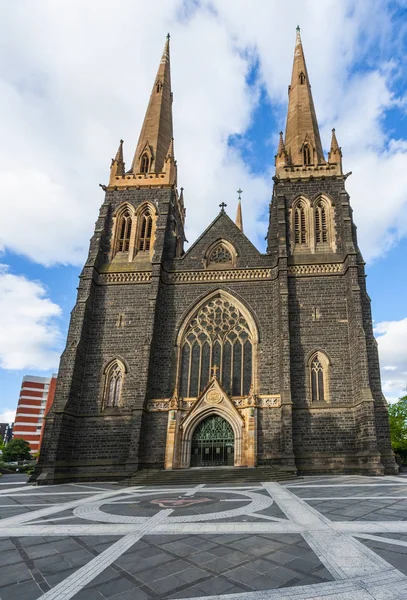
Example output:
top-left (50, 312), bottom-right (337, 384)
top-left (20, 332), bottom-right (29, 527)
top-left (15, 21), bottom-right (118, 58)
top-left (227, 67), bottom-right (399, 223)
top-left (219, 202), bottom-right (227, 213)
top-left (211, 365), bottom-right (219, 378)
top-left (237, 188), bottom-right (243, 201)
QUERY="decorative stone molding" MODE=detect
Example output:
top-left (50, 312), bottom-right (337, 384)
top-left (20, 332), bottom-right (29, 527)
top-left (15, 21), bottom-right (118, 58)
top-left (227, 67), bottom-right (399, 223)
top-left (146, 399), bottom-right (169, 411)
top-left (287, 263), bottom-right (342, 276)
top-left (257, 395), bottom-right (281, 408)
top-left (163, 268), bottom-right (273, 284)
top-left (98, 271), bottom-right (152, 284)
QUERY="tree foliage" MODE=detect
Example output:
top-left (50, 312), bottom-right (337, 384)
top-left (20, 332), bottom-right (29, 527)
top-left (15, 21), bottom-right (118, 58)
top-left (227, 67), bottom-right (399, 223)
top-left (388, 393), bottom-right (407, 461)
top-left (2, 438), bottom-right (31, 462)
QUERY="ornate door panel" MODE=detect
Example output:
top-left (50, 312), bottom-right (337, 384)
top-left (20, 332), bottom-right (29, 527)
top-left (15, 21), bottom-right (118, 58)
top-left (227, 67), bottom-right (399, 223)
top-left (190, 415), bottom-right (234, 467)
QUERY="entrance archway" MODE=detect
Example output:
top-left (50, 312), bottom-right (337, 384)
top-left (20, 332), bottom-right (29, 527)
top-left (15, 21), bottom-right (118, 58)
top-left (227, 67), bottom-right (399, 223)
top-left (190, 415), bottom-right (234, 467)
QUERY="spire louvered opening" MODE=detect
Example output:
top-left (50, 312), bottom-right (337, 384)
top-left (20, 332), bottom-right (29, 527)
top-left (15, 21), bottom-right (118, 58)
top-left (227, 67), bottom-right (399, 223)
top-left (303, 144), bottom-right (311, 165)
top-left (138, 208), bottom-right (153, 251)
top-left (141, 153), bottom-right (150, 173)
top-left (315, 200), bottom-right (328, 244)
top-left (294, 202), bottom-right (307, 245)
top-left (117, 210), bottom-right (132, 252)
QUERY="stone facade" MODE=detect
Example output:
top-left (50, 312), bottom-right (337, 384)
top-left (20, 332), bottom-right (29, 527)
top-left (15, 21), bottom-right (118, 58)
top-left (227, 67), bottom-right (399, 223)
top-left (33, 32), bottom-right (397, 484)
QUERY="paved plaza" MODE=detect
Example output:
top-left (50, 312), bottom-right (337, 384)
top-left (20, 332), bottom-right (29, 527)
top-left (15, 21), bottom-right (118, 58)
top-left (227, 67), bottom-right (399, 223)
top-left (1, 474), bottom-right (407, 599)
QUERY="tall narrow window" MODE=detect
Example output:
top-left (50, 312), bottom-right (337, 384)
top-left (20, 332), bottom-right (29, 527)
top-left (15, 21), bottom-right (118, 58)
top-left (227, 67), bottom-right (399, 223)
top-left (310, 352), bottom-right (330, 403)
top-left (103, 361), bottom-right (124, 409)
top-left (294, 202), bottom-right (307, 245)
top-left (117, 210), bottom-right (132, 252)
top-left (138, 209), bottom-right (153, 251)
top-left (141, 153), bottom-right (149, 173)
top-left (178, 295), bottom-right (254, 398)
top-left (303, 144), bottom-right (311, 165)
top-left (315, 200), bottom-right (328, 244)
top-left (299, 72), bottom-right (306, 84)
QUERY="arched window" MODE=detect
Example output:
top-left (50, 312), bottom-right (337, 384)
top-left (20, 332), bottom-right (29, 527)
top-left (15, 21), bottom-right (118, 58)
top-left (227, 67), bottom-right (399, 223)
top-left (299, 72), bottom-right (306, 85)
top-left (117, 210), bottom-right (132, 252)
top-left (303, 144), bottom-right (311, 165)
top-left (179, 295), bottom-right (254, 397)
top-left (315, 200), bottom-right (328, 244)
top-left (294, 202), bottom-right (307, 245)
top-left (309, 352), bottom-right (330, 403)
top-left (141, 153), bottom-right (149, 173)
top-left (137, 207), bottom-right (153, 251)
top-left (208, 243), bottom-right (232, 265)
top-left (156, 80), bottom-right (163, 93)
top-left (103, 361), bottom-right (124, 409)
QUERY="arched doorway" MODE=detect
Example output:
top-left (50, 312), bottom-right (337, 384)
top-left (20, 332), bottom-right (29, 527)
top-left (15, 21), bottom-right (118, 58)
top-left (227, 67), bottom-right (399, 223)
top-left (190, 415), bottom-right (234, 467)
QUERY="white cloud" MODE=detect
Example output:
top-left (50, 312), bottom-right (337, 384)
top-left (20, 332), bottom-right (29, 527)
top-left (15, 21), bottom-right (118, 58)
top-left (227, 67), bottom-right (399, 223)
top-left (375, 318), bottom-right (407, 403)
top-left (0, 0), bottom-right (406, 266)
top-left (0, 265), bottom-right (62, 370)
top-left (0, 409), bottom-right (16, 425)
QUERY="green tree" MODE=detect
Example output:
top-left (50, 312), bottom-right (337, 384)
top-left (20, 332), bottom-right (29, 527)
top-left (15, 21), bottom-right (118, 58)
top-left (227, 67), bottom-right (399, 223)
top-left (388, 393), bottom-right (407, 460)
top-left (2, 438), bottom-right (31, 462)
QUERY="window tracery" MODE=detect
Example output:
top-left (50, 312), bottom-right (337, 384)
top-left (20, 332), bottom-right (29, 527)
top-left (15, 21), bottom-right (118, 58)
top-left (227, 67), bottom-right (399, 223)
top-left (309, 352), bottom-right (330, 403)
top-left (138, 207), bottom-right (153, 251)
top-left (294, 202), bottom-right (307, 245)
top-left (303, 144), bottom-right (311, 165)
top-left (179, 296), bottom-right (253, 398)
top-left (315, 200), bottom-right (328, 244)
top-left (208, 244), bottom-right (232, 265)
top-left (103, 360), bottom-right (124, 409)
top-left (117, 210), bottom-right (132, 252)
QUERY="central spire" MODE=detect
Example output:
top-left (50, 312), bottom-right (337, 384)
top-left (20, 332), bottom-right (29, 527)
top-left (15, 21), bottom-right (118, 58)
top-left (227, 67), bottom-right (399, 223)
top-left (131, 34), bottom-right (174, 176)
top-left (284, 26), bottom-right (325, 168)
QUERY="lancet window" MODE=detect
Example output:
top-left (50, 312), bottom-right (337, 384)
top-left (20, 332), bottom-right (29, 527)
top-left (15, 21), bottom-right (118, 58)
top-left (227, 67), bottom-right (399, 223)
top-left (299, 71), bottom-right (306, 85)
top-left (141, 153), bottom-right (149, 173)
top-left (103, 360), bottom-right (125, 409)
top-left (315, 200), bottom-right (328, 244)
top-left (303, 144), bottom-right (311, 165)
top-left (179, 296), bottom-right (254, 398)
top-left (117, 210), bottom-right (132, 252)
top-left (137, 207), bottom-right (153, 251)
top-left (294, 202), bottom-right (307, 245)
top-left (309, 352), bottom-right (330, 403)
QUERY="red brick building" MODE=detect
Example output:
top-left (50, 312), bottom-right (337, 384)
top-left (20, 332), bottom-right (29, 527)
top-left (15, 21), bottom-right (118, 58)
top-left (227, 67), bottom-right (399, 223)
top-left (13, 374), bottom-right (57, 453)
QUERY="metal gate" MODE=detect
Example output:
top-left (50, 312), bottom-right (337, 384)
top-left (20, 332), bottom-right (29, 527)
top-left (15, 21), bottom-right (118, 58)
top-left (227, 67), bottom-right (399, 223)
top-left (190, 415), bottom-right (234, 467)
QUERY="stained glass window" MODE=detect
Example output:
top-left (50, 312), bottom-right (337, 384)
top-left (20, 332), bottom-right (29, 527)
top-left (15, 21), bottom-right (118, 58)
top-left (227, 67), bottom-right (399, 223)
top-left (208, 244), bottom-right (232, 265)
top-left (179, 296), bottom-right (253, 397)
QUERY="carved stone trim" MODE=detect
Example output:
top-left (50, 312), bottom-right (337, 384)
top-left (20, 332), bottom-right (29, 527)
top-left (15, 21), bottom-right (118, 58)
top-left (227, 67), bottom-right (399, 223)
top-left (287, 263), bottom-right (342, 276)
top-left (257, 395), bottom-right (281, 408)
top-left (147, 395), bottom-right (282, 411)
top-left (163, 268), bottom-right (273, 284)
top-left (98, 271), bottom-right (152, 285)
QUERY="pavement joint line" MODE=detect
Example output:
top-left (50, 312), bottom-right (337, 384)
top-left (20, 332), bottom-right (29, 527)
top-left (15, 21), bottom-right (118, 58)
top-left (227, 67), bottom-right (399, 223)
top-left (261, 481), bottom-right (404, 581)
top-left (36, 508), bottom-right (172, 600)
top-left (184, 483), bottom-right (206, 497)
top-left (287, 483), bottom-right (407, 487)
top-left (354, 533), bottom-right (407, 547)
top-left (0, 486), bottom-right (144, 527)
top-left (0, 484), bottom-right (37, 495)
top-left (302, 496), bottom-right (407, 500)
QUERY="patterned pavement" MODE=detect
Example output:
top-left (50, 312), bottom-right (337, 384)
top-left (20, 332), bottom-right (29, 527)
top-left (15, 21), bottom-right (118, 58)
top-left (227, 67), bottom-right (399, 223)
top-left (1, 474), bottom-right (407, 598)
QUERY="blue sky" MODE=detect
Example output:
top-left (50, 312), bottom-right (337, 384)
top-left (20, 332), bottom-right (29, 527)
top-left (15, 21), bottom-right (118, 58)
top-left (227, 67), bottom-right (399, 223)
top-left (1, 0), bottom-right (407, 422)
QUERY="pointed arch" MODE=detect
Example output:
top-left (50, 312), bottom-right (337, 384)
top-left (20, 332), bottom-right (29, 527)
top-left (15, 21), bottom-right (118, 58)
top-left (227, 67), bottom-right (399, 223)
top-left (308, 350), bottom-right (331, 403)
top-left (141, 153), bottom-right (149, 173)
top-left (102, 359), bottom-right (126, 409)
top-left (291, 196), bottom-right (311, 251)
top-left (111, 203), bottom-right (136, 258)
top-left (312, 195), bottom-right (336, 251)
top-left (303, 143), bottom-right (312, 165)
top-left (176, 291), bottom-right (258, 398)
top-left (205, 239), bottom-right (237, 268)
top-left (136, 203), bottom-right (156, 252)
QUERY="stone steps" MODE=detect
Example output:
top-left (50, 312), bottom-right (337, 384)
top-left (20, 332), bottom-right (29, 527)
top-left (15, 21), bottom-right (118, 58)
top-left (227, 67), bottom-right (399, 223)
top-left (126, 466), bottom-right (298, 486)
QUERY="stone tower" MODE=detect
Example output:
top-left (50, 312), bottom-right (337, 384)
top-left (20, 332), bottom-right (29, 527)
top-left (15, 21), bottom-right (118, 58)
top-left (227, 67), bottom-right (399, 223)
top-left (33, 31), bottom-right (397, 484)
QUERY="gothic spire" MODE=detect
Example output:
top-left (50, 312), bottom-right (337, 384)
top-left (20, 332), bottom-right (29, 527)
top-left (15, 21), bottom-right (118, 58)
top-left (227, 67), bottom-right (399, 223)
top-left (236, 200), bottom-right (243, 232)
top-left (284, 26), bottom-right (325, 168)
top-left (130, 34), bottom-right (174, 175)
top-left (328, 128), bottom-right (343, 172)
top-left (110, 139), bottom-right (125, 177)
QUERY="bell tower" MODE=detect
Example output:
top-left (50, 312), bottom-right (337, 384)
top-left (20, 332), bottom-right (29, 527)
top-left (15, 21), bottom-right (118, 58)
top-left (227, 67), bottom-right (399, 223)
top-left (268, 27), bottom-right (397, 475)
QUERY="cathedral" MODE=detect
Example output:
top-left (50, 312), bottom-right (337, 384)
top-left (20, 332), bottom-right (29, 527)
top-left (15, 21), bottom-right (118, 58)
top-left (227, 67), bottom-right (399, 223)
top-left (33, 29), bottom-right (398, 484)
